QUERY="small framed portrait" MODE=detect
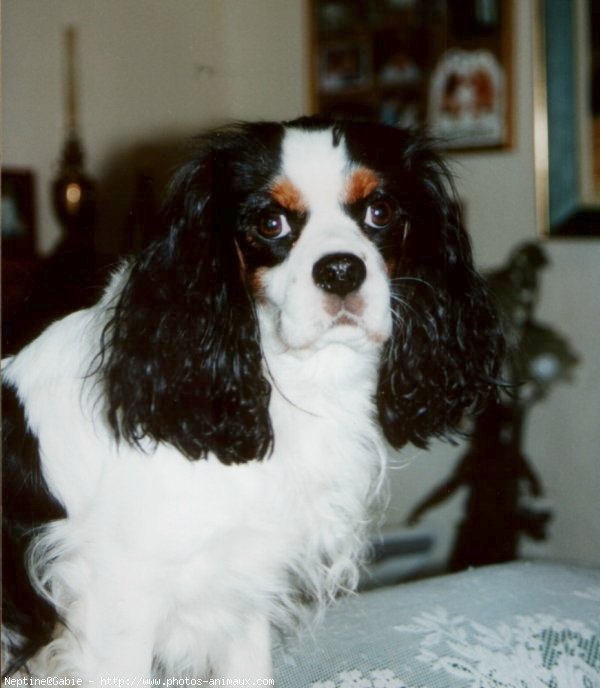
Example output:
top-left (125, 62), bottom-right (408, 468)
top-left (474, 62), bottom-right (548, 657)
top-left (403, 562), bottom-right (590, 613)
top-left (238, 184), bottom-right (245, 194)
top-left (319, 41), bottom-right (371, 94)
top-left (316, 0), bottom-right (362, 32)
top-left (2, 169), bottom-right (37, 257)
top-left (379, 95), bottom-right (420, 129)
top-left (427, 49), bottom-right (506, 149)
top-left (449, 0), bottom-right (502, 38)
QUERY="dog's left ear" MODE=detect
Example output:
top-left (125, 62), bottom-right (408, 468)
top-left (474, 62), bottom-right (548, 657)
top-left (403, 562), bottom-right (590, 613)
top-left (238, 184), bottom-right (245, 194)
top-left (101, 134), bottom-right (272, 464)
top-left (377, 146), bottom-right (504, 449)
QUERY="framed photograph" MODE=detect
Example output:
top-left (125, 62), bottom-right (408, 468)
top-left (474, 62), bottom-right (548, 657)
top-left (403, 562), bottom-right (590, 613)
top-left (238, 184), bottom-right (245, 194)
top-left (427, 49), bottom-right (506, 149)
top-left (319, 41), bottom-right (371, 94)
top-left (316, 0), bottom-right (363, 32)
top-left (448, 0), bottom-right (503, 37)
top-left (379, 95), bottom-right (420, 129)
top-left (309, 0), bottom-right (513, 151)
top-left (2, 169), bottom-right (37, 257)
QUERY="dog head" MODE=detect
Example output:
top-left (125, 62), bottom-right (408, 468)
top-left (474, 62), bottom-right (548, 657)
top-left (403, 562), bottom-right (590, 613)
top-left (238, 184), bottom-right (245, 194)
top-left (103, 117), bottom-right (503, 463)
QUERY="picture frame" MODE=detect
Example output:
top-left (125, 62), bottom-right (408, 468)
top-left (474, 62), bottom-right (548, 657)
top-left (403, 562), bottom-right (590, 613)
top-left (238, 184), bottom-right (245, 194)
top-left (309, 0), bottom-right (513, 151)
top-left (534, 0), bottom-right (600, 237)
top-left (319, 41), bottom-right (371, 94)
top-left (2, 168), bottom-right (37, 257)
top-left (427, 48), bottom-right (506, 149)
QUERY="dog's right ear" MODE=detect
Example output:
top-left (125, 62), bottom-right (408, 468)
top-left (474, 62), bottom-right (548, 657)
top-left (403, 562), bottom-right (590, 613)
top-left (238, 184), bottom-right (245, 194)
top-left (102, 135), bottom-right (273, 464)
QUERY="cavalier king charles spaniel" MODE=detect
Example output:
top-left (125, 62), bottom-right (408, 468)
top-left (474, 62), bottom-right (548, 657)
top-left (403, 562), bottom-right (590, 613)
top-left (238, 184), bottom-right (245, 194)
top-left (2, 117), bottom-right (502, 680)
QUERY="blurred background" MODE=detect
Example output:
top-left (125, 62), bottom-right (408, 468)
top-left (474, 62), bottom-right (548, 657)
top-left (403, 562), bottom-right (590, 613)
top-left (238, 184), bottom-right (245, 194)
top-left (2, 0), bottom-right (599, 579)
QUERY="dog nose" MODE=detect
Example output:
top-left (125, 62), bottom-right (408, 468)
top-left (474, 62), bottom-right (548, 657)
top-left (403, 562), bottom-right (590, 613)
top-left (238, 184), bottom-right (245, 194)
top-left (312, 252), bottom-right (367, 297)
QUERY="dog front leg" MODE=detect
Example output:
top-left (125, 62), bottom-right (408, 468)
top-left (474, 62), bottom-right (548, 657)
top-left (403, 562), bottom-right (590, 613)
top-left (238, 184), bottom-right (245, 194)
top-left (31, 569), bottom-right (158, 681)
top-left (213, 614), bottom-right (273, 682)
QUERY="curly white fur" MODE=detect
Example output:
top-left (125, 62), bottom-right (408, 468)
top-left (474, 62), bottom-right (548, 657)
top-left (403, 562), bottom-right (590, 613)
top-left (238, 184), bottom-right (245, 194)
top-left (5, 293), bottom-right (387, 679)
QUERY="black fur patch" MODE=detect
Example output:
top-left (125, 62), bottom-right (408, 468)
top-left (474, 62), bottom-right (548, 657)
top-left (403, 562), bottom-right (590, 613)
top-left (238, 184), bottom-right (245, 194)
top-left (2, 382), bottom-right (66, 676)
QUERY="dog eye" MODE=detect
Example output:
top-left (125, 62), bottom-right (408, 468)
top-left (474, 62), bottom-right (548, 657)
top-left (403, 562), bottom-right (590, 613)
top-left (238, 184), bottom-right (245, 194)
top-left (258, 212), bottom-right (292, 239)
top-left (364, 200), bottom-right (394, 229)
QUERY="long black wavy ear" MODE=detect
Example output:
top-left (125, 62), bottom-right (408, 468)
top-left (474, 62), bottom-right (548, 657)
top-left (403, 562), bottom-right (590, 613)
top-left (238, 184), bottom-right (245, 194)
top-left (102, 137), bottom-right (272, 464)
top-left (377, 141), bottom-right (504, 449)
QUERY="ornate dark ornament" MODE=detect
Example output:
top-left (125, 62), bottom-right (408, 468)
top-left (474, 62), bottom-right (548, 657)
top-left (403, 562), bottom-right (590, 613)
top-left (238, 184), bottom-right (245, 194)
top-left (407, 242), bottom-right (579, 570)
top-left (52, 132), bottom-right (96, 233)
top-left (52, 26), bottom-right (96, 234)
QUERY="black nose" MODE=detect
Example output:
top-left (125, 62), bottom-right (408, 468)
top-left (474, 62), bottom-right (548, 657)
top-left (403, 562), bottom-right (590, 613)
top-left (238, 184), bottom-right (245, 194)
top-left (312, 252), bottom-right (367, 297)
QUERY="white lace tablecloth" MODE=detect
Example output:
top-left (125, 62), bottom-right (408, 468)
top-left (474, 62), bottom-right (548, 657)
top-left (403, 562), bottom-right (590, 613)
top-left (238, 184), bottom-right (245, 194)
top-left (273, 561), bottom-right (600, 688)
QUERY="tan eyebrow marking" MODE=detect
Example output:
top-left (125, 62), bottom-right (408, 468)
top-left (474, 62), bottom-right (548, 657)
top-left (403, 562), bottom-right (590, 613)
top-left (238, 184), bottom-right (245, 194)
top-left (345, 167), bottom-right (380, 204)
top-left (269, 177), bottom-right (307, 213)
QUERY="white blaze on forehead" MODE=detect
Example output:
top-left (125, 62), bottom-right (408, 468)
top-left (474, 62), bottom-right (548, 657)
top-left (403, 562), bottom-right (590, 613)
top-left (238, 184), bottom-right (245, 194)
top-left (261, 126), bottom-right (393, 352)
top-left (280, 127), bottom-right (350, 212)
